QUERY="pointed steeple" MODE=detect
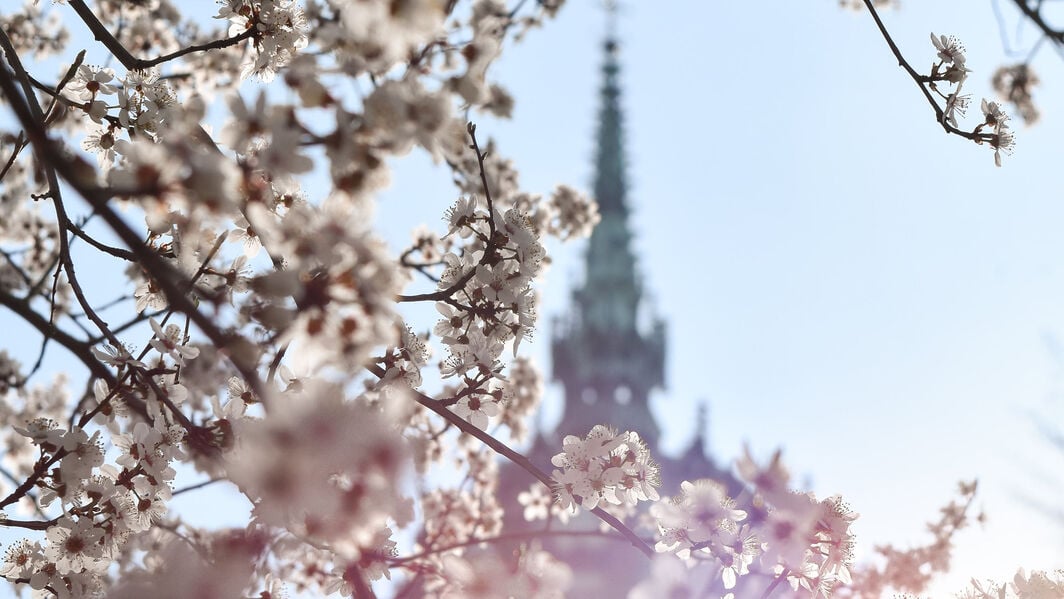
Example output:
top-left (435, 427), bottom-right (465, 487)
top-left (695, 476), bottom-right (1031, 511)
top-left (580, 5), bottom-right (641, 336)
top-left (551, 3), bottom-right (666, 447)
top-left (593, 0), bottom-right (627, 217)
top-left (495, 13), bottom-right (738, 593)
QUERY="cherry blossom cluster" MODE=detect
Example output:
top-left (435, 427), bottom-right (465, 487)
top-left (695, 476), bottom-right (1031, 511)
top-left (0, 3), bottom-right (68, 59)
top-left (216, 0), bottom-right (308, 81)
top-left (839, 480), bottom-right (981, 597)
top-left (859, 3), bottom-right (1028, 168)
top-left (993, 63), bottom-right (1039, 125)
top-left (549, 425), bottom-right (661, 512)
top-left (69, 65), bottom-right (178, 169)
top-left (977, 99), bottom-right (1017, 168)
top-left (426, 548), bottom-right (573, 598)
top-left (225, 380), bottom-right (413, 556)
top-left (648, 479), bottom-right (754, 590)
top-left (2, 414), bottom-right (185, 596)
top-left (420, 487), bottom-right (503, 554)
top-left (443, 137), bottom-right (598, 239)
top-left (924, 33), bottom-right (1016, 166)
top-left (1, 0), bottom-right (1058, 596)
top-left (641, 449), bottom-right (856, 596)
top-left (953, 568), bottom-right (1064, 599)
top-left (928, 33), bottom-right (973, 127)
top-left (431, 183), bottom-right (547, 431)
top-left (0, 308), bottom-right (219, 596)
top-left (0, 0), bottom-right (582, 595)
top-left (632, 453), bottom-right (992, 598)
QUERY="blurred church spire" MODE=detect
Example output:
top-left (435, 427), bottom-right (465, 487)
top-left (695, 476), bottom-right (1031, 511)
top-left (551, 1), bottom-right (666, 447)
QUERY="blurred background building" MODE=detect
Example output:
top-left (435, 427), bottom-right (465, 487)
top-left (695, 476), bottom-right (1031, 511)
top-left (495, 9), bottom-right (739, 594)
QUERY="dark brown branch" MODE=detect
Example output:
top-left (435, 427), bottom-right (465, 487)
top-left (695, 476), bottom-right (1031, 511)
top-left (0, 27), bottom-right (165, 436)
top-left (0, 517), bottom-right (58, 531)
top-left (0, 288), bottom-right (116, 386)
top-left (391, 529), bottom-right (640, 565)
top-left (396, 268), bottom-right (476, 303)
top-left (64, 219), bottom-right (137, 261)
top-left (760, 567), bottom-right (790, 599)
top-left (347, 563), bottom-right (378, 599)
top-left (0, 26), bottom-right (118, 348)
top-left (367, 364), bottom-right (655, 558)
top-left (0, 284), bottom-right (153, 467)
top-left (467, 122), bottom-right (497, 239)
top-left (0, 249), bottom-right (32, 289)
top-left (137, 29), bottom-right (257, 69)
top-left (0, 52), bottom-right (267, 406)
top-left (172, 477), bottom-right (225, 496)
top-left (1009, 0), bottom-right (1064, 43)
top-left (67, 0), bottom-right (255, 71)
top-left (0, 465), bottom-right (46, 519)
top-left (862, 0), bottom-right (994, 143)
top-left (0, 452), bottom-right (62, 511)
top-left (396, 123), bottom-right (500, 303)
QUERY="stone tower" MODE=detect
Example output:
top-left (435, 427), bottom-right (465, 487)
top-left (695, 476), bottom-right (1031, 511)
top-left (541, 0), bottom-right (734, 500)
top-left (493, 5), bottom-right (738, 595)
top-left (549, 10), bottom-right (667, 448)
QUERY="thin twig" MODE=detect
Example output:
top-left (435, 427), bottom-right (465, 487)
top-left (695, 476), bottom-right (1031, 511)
top-left (0, 56), bottom-right (268, 408)
top-left (861, 0), bottom-right (992, 143)
top-left (760, 567), bottom-right (790, 599)
top-left (0, 517), bottom-right (59, 531)
top-left (391, 529), bottom-right (639, 565)
top-left (172, 477), bottom-right (225, 496)
top-left (0, 134), bottom-right (27, 182)
top-left (1009, 0), bottom-right (1064, 43)
top-left (396, 122), bottom-right (500, 303)
top-left (66, 0), bottom-right (256, 70)
top-left (64, 220), bottom-right (137, 262)
top-left (367, 364), bottom-right (655, 558)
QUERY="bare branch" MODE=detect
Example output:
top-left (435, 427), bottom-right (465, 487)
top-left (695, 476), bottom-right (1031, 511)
top-left (66, 0), bottom-right (255, 71)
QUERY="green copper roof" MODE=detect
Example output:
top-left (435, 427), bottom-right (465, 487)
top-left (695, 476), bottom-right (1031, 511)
top-left (579, 33), bottom-right (641, 335)
top-left (551, 20), bottom-right (666, 447)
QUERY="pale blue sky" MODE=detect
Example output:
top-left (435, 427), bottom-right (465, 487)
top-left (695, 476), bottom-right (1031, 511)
top-left (2, 1), bottom-right (1063, 596)
top-left (377, 0), bottom-right (1064, 592)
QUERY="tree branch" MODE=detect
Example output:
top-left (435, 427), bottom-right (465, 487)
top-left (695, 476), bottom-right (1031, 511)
top-left (1008, 0), bottom-right (1064, 44)
top-left (0, 52), bottom-right (268, 406)
top-left (862, 0), bottom-right (993, 142)
top-left (396, 123), bottom-right (500, 304)
top-left (368, 365), bottom-right (655, 558)
top-left (0, 288), bottom-right (115, 387)
top-left (391, 529), bottom-right (640, 565)
top-left (66, 0), bottom-right (255, 71)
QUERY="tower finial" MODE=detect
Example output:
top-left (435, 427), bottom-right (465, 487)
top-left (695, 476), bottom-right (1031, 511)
top-left (696, 403), bottom-right (709, 442)
top-left (603, 0), bottom-right (622, 51)
top-left (604, 0), bottom-right (619, 41)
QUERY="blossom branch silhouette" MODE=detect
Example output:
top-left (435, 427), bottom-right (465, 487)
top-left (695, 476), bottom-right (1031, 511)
top-left (67, 0), bottom-right (257, 71)
top-left (863, 0), bottom-right (1017, 164)
top-left (0, 0), bottom-right (1060, 596)
top-left (390, 529), bottom-right (645, 565)
top-left (1008, 0), bottom-right (1064, 44)
top-left (396, 123), bottom-right (502, 304)
top-left (0, 52), bottom-right (268, 403)
top-left (367, 363), bottom-right (656, 559)
top-left (862, 0), bottom-right (989, 142)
